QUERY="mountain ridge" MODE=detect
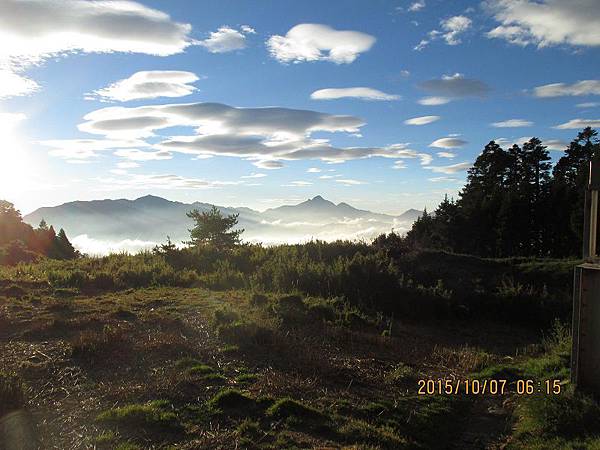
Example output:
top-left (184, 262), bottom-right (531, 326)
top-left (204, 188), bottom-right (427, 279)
top-left (24, 195), bottom-right (422, 253)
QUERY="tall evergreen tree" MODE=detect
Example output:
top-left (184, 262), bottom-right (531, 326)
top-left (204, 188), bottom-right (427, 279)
top-left (186, 206), bottom-right (243, 250)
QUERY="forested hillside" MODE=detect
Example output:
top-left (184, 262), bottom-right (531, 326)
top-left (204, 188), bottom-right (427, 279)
top-left (407, 127), bottom-right (600, 258)
top-left (0, 200), bottom-right (78, 265)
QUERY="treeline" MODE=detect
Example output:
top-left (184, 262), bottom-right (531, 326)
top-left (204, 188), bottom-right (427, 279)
top-left (406, 127), bottom-right (600, 258)
top-left (0, 200), bottom-right (78, 265)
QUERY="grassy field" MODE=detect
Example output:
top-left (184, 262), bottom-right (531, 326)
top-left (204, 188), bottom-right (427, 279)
top-left (0, 274), bottom-right (591, 449)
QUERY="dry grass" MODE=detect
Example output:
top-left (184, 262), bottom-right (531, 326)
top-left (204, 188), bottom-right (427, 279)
top-left (0, 285), bottom-right (543, 449)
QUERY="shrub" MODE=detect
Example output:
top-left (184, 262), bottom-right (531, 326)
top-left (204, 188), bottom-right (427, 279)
top-left (266, 398), bottom-right (329, 430)
top-left (0, 372), bottom-right (25, 416)
top-left (217, 321), bottom-right (275, 348)
top-left (212, 307), bottom-right (239, 327)
top-left (187, 364), bottom-right (215, 376)
top-left (275, 295), bottom-right (309, 326)
top-left (517, 390), bottom-right (600, 439)
top-left (250, 293), bottom-right (268, 307)
top-left (71, 325), bottom-right (131, 364)
top-left (208, 388), bottom-right (255, 413)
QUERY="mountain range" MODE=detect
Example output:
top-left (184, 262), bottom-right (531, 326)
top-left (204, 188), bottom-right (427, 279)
top-left (24, 195), bottom-right (422, 255)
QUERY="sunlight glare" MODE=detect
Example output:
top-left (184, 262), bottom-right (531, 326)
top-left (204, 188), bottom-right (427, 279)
top-left (0, 112), bottom-right (32, 196)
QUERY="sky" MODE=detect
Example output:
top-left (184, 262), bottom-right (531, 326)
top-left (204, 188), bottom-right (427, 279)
top-left (1, 0), bottom-right (599, 216)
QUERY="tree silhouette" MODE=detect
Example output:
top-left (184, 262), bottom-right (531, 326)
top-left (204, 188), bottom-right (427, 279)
top-left (403, 128), bottom-right (600, 258)
top-left (186, 206), bottom-right (243, 250)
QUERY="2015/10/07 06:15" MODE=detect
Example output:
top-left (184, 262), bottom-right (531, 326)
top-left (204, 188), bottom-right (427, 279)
top-left (417, 379), bottom-right (563, 396)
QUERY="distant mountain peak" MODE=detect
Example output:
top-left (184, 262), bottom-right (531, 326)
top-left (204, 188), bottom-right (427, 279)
top-left (311, 195), bottom-right (326, 202)
top-left (134, 195), bottom-right (174, 206)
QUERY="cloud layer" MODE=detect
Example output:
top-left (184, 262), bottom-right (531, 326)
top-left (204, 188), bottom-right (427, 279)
top-left (491, 119), bottom-right (533, 128)
top-left (554, 119), bottom-right (600, 129)
top-left (267, 24), bottom-right (376, 64)
top-left (404, 115), bottom-right (440, 126)
top-left (533, 80), bottom-right (600, 98)
top-left (430, 137), bottom-right (467, 148)
top-left (89, 71), bottom-right (200, 102)
top-left (45, 101), bottom-right (436, 169)
top-left (310, 87), bottom-right (399, 101)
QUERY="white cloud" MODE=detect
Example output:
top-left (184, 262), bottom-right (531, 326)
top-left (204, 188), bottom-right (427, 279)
top-left (494, 136), bottom-right (568, 150)
top-left (429, 176), bottom-right (459, 182)
top-left (430, 137), bottom-right (467, 148)
top-left (79, 102), bottom-right (365, 139)
top-left (97, 172), bottom-right (241, 190)
top-left (533, 80), bottom-right (600, 98)
top-left (113, 149), bottom-right (173, 161)
top-left (404, 115), bottom-right (440, 125)
top-left (283, 180), bottom-right (313, 187)
top-left (253, 160), bottom-right (284, 170)
top-left (392, 161), bottom-right (407, 169)
top-left (425, 162), bottom-right (472, 174)
top-left (0, 0), bottom-right (192, 97)
top-left (336, 179), bottom-right (367, 186)
top-left (543, 139), bottom-right (568, 151)
top-left (419, 154), bottom-right (434, 165)
top-left (117, 161), bottom-right (140, 169)
top-left (89, 71), bottom-right (199, 102)
top-left (41, 138), bottom-right (147, 160)
top-left (554, 118), bottom-right (600, 129)
top-left (486, 0), bottom-right (600, 48)
top-left (436, 152), bottom-right (456, 158)
top-left (0, 69), bottom-right (39, 98)
top-left (0, 112), bottom-right (27, 126)
top-left (577, 102), bottom-right (600, 108)
top-left (71, 101), bottom-right (434, 168)
top-left (72, 234), bottom-right (157, 256)
top-left (319, 174), bottom-right (342, 179)
top-left (491, 118), bottom-right (533, 127)
top-left (418, 96), bottom-right (451, 106)
top-left (307, 167), bottom-right (322, 173)
top-left (199, 26), bottom-right (253, 53)
top-left (408, 1), bottom-right (426, 12)
top-left (267, 24), bottom-right (376, 64)
top-left (415, 15), bottom-right (472, 50)
top-left (241, 173), bottom-right (267, 179)
top-left (311, 87), bottom-right (400, 101)
top-left (441, 16), bottom-right (472, 45)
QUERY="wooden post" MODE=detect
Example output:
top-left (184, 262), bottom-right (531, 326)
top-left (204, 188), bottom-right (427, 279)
top-left (572, 157), bottom-right (600, 392)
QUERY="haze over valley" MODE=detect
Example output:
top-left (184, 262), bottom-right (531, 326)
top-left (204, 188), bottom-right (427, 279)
top-left (24, 195), bottom-right (422, 254)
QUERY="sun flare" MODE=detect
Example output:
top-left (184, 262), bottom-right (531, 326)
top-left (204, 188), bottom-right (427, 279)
top-left (0, 112), bottom-right (31, 195)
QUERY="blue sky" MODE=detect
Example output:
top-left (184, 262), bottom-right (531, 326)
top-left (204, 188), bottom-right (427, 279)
top-left (1, 0), bottom-right (599, 215)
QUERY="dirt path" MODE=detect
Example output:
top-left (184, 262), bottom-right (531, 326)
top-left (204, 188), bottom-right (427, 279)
top-left (452, 395), bottom-right (511, 450)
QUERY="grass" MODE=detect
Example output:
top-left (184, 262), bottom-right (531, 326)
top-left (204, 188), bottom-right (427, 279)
top-left (96, 400), bottom-right (181, 433)
top-left (470, 320), bottom-right (600, 449)
top-left (0, 259), bottom-right (591, 449)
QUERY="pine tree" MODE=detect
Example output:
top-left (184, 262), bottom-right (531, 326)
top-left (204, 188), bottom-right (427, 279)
top-left (56, 228), bottom-right (78, 259)
top-left (186, 206), bottom-right (243, 250)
